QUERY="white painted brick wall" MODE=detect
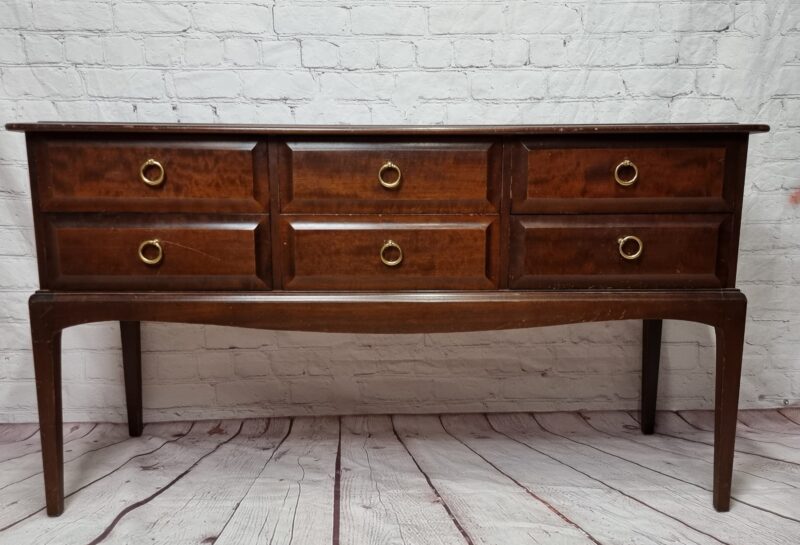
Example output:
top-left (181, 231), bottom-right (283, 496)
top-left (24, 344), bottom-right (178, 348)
top-left (0, 0), bottom-right (798, 423)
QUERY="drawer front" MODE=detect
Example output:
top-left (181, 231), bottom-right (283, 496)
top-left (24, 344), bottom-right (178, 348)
top-left (278, 140), bottom-right (501, 213)
top-left (512, 141), bottom-right (727, 213)
top-left (43, 216), bottom-right (271, 290)
top-left (509, 215), bottom-right (728, 289)
top-left (36, 137), bottom-right (269, 212)
top-left (280, 216), bottom-right (499, 290)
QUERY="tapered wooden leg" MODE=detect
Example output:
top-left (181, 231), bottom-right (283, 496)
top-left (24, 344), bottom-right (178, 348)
top-left (713, 299), bottom-right (747, 512)
top-left (120, 321), bottom-right (143, 437)
top-left (641, 319), bottom-right (663, 435)
top-left (31, 320), bottom-right (64, 516)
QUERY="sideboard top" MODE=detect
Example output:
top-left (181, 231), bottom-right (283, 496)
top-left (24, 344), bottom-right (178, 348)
top-left (5, 122), bottom-right (770, 135)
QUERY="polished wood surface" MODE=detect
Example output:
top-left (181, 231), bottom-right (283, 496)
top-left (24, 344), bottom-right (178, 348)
top-left (512, 139), bottom-right (726, 212)
top-left (34, 137), bottom-right (268, 213)
top-left (508, 214), bottom-right (727, 289)
top-left (279, 139), bottom-right (501, 213)
top-left (7, 122), bottom-right (767, 516)
top-left (280, 215), bottom-right (499, 290)
top-left (43, 215), bottom-right (271, 290)
top-left (6, 122), bottom-right (770, 134)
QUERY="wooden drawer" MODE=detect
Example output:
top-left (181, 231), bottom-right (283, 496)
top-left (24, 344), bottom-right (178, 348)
top-left (280, 216), bottom-right (499, 290)
top-left (277, 140), bottom-right (501, 213)
top-left (511, 139), bottom-right (728, 213)
top-left (35, 137), bottom-right (269, 212)
top-left (509, 214), bottom-right (728, 289)
top-left (43, 215), bottom-right (271, 290)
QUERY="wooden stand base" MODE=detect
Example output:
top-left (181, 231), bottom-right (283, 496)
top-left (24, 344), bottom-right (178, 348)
top-left (29, 289), bottom-right (746, 515)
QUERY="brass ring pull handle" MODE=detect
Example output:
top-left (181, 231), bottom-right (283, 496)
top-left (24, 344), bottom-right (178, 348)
top-left (379, 240), bottom-right (403, 267)
top-left (614, 159), bottom-right (638, 187)
top-left (138, 239), bottom-right (163, 265)
top-left (617, 235), bottom-right (643, 261)
top-left (140, 158), bottom-right (165, 187)
top-left (378, 161), bottom-right (402, 190)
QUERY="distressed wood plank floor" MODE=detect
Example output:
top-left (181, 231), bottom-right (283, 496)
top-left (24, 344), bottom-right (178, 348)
top-left (0, 410), bottom-right (798, 545)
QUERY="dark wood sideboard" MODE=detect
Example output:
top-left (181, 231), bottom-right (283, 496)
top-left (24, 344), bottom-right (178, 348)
top-left (6, 122), bottom-right (769, 515)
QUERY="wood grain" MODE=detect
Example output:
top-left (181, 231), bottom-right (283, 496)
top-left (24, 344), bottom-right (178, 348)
top-left (43, 215), bottom-right (271, 290)
top-left (508, 214), bottom-right (728, 289)
top-left (97, 419), bottom-right (291, 545)
top-left (280, 215), bottom-right (500, 290)
top-left (0, 411), bottom-right (797, 544)
top-left (213, 417), bottom-right (339, 545)
top-left (279, 140), bottom-right (501, 213)
top-left (489, 412), bottom-right (800, 545)
top-left (37, 137), bottom-right (268, 213)
top-left (393, 414), bottom-right (601, 544)
top-left (339, 416), bottom-right (468, 545)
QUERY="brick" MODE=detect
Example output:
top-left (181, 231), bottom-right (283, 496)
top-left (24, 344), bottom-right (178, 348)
top-left (679, 36), bottom-right (716, 65)
top-left (0, 34), bottom-right (24, 62)
top-left (104, 36), bottom-right (144, 66)
top-left (173, 71), bottom-right (240, 99)
top-left (549, 70), bottom-right (624, 98)
top-left (145, 37), bottom-right (182, 66)
top-left (508, 4), bottom-right (581, 34)
top-left (2, 67), bottom-right (83, 98)
top-left (320, 72), bottom-right (394, 100)
top-left (378, 40), bottom-right (415, 68)
top-left (0, 1), bottom-right (32, 28)
top-left (84, 68), bottom-right (164, 99)
top-left (338, 41), bottom-right (378, 70)
top-left (214, 102), bottom-right (294, 123)
top-left (642, 36), bottom-right (678, 65)
top-left (351, 6), bottom-right (427, 35)
top-left (472, 70), bottom-right (547, 99)
top-left (584, 3), bottom-right (658, 32)
top-left (416, 40), bottom-right (452, 68)
top-left (491, 39), bottom-right (529, 67)
top-left (623, 68), bottom-right (694, 97)
top-left (301, 40), bottom-right (339, 68)
top-left (294, 99), bottom-right (372, 124)
top-left (529, 36), bottom-right (568, 67)
top-left (567, 36), bottom-right (640, 66)
top-left (224, 38), bottom-right (260, 66)
top-left (34, 1), bottom-right (112, 30)
top-left (233, 351), bottom-right (270, 377)
top-left (775, 66), bottom-right (800, 95)
top-left (145, 383), bottom-right (214, 409)
top-left (197, 351), bottom-right (234, 379)
top-left (154, 353), bottom-right (198, 380)
top-left (114, 2), bottom-right (190, 32)
top-left (660, 3), bottom-right (734, 32)
top-left (454, 39), bottom-right (492, 68)
top-left (65, 36), bottom-right (103, 64)
top-left (24, 34), bottom-right (62, 63)
top-left (274, 6), bottom-right (349, 35)
top-left (184, 38), bottom-right (223, 66)
top-left (216, 380), bottom-right (288, 405)
top-left (290, 380), bottom-right (335, 403)
top-left (241, 71), bottom-right (316, 100)
top-left (260, 41), bottom-right (301, 68)
top-left (142, 323), bottom-right (205, 351)
top-left (429, 5), bottom-right (504, 34)
top-left (396, 71), bottom-right (468, 101)
top-left (192, 3), bottom-right (271, 34)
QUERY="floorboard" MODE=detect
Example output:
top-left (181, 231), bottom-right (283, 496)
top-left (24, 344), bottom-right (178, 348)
top-left (0, 410), bottom-right (797, 545)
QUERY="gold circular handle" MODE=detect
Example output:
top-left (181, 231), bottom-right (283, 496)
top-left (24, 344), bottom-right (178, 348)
top-left (380, 240), bottom-right (403, 267)
top-left (617, 235), bottom-right (643, 261)
top-left (140, 158), bottom-right (165, 187)
top-left (614, 159), bottom-right (638, 187)
top-left (138, 239), bottom-right (163, 266)
top-left (378, 161), bottom-right (401, 190)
